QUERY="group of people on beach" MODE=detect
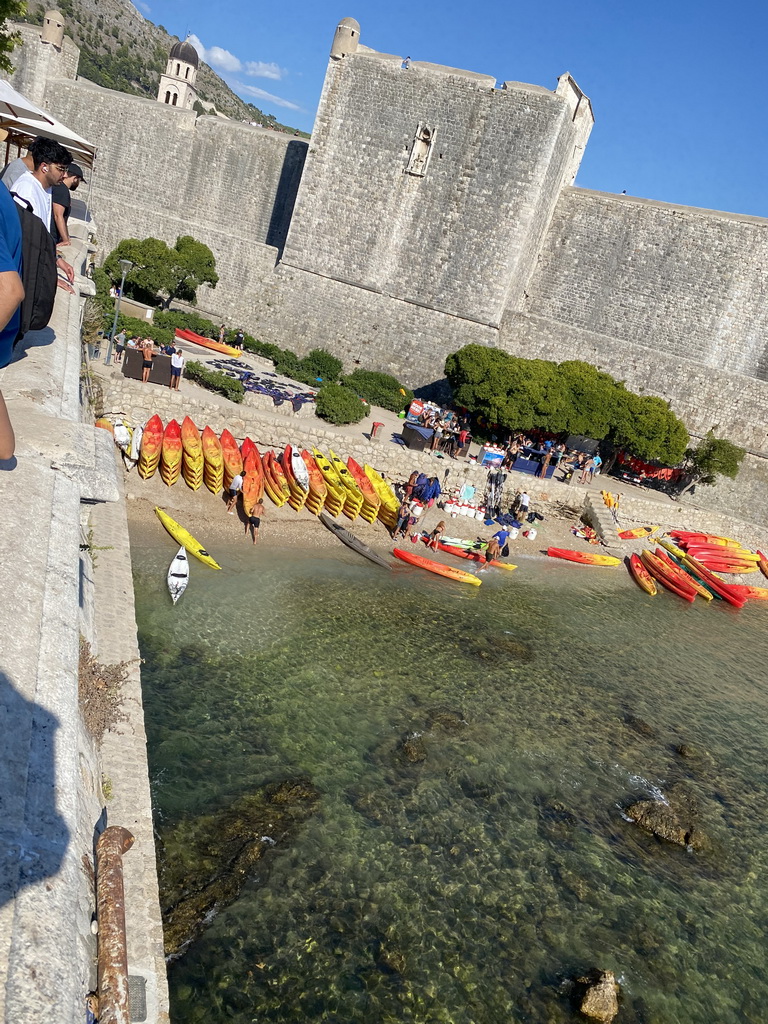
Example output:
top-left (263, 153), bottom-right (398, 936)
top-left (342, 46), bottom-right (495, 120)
top-left (395, 472), bottom-right (444, 539)
top-left (418, 404), bottom-right (472, 457)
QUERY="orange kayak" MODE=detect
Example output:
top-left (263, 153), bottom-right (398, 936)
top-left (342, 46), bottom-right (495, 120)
top-left (670, 532), bottom-right (740, 548)
top-left (160, 418), bottom-right (182, 486)
top-left (243, 446), bottom-right (264, 508)
top-left (346, 457), bottom-right (381, 508)
top-left (301, 450), bottom-right (327, 501)
top-left (262, 451), bottom-right (290, 506)
top-left (547, 547), bottom-right (620, 567)
top-left (138, 414), bottom-right (163, 479)
top-left (220, 429), bottom-right (243, 485)
top-left (181, 416), bottom-right (202, 457)
top-left (628, 553), bottom-right (656, 595)
top-left (679, 554), bottom-right (746, 608)
top-left (640, 550), bottom-right (696, 602)
top-left (174, 327), bottom-right (241, 358)
top-left (758, 550), bottom-right (768, 579)
top-left (393, 547), bottom-right (482, 585)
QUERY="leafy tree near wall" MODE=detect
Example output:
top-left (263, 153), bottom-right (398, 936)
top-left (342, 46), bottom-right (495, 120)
top-left (103, 236), bottom-right (219, 309)
top-left (0, 0), bottom-right (25, 72)
top-left (674, 432), bottom-right (746, 497)
top-left (444, 344), bottom-right (690, 465)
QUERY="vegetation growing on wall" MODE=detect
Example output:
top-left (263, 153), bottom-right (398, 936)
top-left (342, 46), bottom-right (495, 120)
top-left (445, 344), bottom-right (690, 465)
top-left (341, 369), bottom-right (413, 413)
top-left (675, 432), bottom-right (746, 496)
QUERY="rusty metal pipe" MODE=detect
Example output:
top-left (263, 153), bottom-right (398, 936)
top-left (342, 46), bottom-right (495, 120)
top-left (95, 825), bottom-right (135, 1024)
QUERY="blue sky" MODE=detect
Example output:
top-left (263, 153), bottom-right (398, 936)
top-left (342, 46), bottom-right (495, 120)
top-left (141, 0), bottom-right (768, 218)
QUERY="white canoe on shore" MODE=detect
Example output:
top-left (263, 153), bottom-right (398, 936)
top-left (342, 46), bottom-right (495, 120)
top-left (167, 546), bottom-right (190, 605)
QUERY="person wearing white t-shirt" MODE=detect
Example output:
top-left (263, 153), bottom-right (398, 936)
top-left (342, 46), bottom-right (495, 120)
top-left (10, 141), bottom-right (76, 293)
top-left (170, 348), bottom-right (184, 391)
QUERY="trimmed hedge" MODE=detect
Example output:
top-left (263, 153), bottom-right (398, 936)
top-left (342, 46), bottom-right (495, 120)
top-left (315, 384), bottom-right (368, 425)
top-left (184, 360), bottom-right (245, 403)
top-left (343, 369), bottom-right (413, 412)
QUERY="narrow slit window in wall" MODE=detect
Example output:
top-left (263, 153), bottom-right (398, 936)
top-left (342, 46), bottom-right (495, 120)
top-left (405, 123), bottom-right (437, 177)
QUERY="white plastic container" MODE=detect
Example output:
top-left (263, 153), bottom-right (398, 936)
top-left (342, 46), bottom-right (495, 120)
top-left (523, 527), bottom-right (537, 540)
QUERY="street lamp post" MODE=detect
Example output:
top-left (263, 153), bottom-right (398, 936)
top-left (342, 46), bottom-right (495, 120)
top-left (105, 259), bottom-right (133, 366)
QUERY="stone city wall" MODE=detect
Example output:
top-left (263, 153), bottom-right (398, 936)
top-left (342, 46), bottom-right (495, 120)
top-left (283, 53), bottom-right (585, 326)
top-left (525, 188), bottom-right (768, 378)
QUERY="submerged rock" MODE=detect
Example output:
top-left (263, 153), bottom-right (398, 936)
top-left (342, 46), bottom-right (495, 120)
top-left (427, 707), bottom-right (467, 733)
top-left (160, 777), bottom-right (320, 957)
top-left (400, 733), bottom-right (427, 763)
top-left (625, 785), bottom-right (706, 850)
top-left (575, 968), bottom-right (620, 1022)
top-left (623, 713), bottom-right (656, 738)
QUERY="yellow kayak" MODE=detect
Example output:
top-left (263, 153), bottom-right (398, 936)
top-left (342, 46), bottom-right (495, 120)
top-left (154, 507), bottom-right (221, 570)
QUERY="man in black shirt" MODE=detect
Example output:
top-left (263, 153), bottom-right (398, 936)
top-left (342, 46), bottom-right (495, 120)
top-left (51, 162), bottom-right (87, 246)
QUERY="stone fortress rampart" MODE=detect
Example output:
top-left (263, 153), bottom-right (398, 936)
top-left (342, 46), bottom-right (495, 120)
top-left (4, 13), bottom-right (768, 521)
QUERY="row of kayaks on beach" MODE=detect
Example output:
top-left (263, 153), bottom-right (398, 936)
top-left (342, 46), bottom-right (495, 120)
top-left (547, 530), bottom-right (768, 610)
top-left (124, 414), bottom-right (400, 530)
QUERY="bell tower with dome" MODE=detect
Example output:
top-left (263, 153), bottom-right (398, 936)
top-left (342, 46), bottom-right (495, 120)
top-left (157, 38), bottom-right (199, 109)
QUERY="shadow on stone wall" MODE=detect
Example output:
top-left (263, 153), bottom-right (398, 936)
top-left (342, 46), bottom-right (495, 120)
top-left (414, 377), bottom-right (453, 404)
top-left (0, 670), bottom-right (70, 908)
top-left (12, 326), bottom-right (55, 364)
top-left (266, 140), bottom-right (308, 257)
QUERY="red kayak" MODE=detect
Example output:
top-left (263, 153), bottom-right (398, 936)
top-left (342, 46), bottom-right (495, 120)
top-left (640, 550), bottom-right (696, 602)
top-left (680, 554), bottom-right (746, 608)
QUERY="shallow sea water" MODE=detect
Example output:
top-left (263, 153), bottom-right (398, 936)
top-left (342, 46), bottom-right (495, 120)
top-left (131, 533), bottom-right (768, 1024)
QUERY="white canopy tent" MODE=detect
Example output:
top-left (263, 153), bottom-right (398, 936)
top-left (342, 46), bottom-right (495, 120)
top-left (0, 109), bottom-right (96, 168)
top-left (0, 79), bottom-right (55, 124)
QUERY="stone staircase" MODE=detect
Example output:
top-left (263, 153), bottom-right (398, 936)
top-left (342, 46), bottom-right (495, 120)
top-left (583, 492), bottom-right (621, 548)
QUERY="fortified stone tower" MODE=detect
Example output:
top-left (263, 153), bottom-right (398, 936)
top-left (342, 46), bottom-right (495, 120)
top-left (5, 10), bottom-right (79, 105)
top-left (281, 17), bottom-right (593, 329)
top-left (157, 38), bottom-right (199, 109)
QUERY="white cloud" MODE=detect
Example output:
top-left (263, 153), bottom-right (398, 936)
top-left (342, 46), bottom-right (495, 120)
top-left (233, 81), bottom-right (302, 112)
top-left (245, 61), bottom-right (283, 81)
top-left (187, 35), bottom-right (242, 73)
top-left (134, 0), bottom-right (151, 14)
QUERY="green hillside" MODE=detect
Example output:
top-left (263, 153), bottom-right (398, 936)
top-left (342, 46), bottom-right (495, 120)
top-left (20, 0), bottom-right (308, 135)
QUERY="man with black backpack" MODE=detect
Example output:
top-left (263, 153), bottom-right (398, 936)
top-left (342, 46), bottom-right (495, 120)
top-left (7, 140), bottom-right (76, 341)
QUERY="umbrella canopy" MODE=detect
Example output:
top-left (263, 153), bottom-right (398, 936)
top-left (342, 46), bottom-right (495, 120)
top-left (0, 80), bottom-right (54, 124)
top-left (0, 110), bottom-right (96, 166)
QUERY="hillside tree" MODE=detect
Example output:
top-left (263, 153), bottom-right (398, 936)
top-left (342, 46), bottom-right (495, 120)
top-left (104, 235), bottom-right (219, 309)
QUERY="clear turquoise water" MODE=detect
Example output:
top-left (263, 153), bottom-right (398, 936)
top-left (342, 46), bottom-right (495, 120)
top-left (131, 533), bottom-right (768, 1024)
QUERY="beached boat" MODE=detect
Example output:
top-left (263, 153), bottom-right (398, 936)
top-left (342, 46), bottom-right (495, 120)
top-left (201, 426), bottom-right (224, 494)
top-left (138, 414), bottom-right (163, 479)
top-left (320, 511), bottom-right (392, 569)
top-left (242, 447), bottom-right (264, 514)
top-left (546, 547), bottom-right (620, 567)
top-left (653, 548), bottom-right (713, 600)
top-left (618, 525), bottom-right (659, 540)
top-left (160, 418), bottom-right (182, 486)
top-left (628, 553), bottom-right (657, 595)
top-left (640, 550), bottom-right (696, 602)
top-left (393, 547), bottom-right (482, 585)
top-left (431, 539), bottom-right (516, 572)
top-left (155, 507), bottom-right (221, 570)
top-left (220, 429), bottom-right (243, 489)
top-left (678, 554), bottom-right (746, 608)
top-left (174, 327), bottom-right (241, 358)
top-left (758, 551), bottom-right (768, 579)
top-left (727, 584), bottom-right (768, 601)
top-left (167, 546), bottom-right (189, 604)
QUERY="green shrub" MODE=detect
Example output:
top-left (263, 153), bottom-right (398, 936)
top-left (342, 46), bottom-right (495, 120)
top-left (315, 384), bottom-right (368, 425)
top-left (154, 309), bottom-right (218, 338)
top-left (184, 360), bottom-right (245, 404)
top-left (113, 314), bottom-right (174, 348)
top-left (343, 369), bottom-right (413, 412)
top-left (300, 348), bottom-right (343, 383)
top-left (243, 336), bottom-right (282, 361)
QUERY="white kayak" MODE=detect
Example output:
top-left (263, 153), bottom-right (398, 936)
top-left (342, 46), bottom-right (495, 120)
top-left (114, 421), bottom-right (132, 452)
top-left (167, 546), bottom-right (189, 605)
top-left (129, 424), bottom-right (143, 462)
top-left (290, 449), bottom-right (310, 490)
